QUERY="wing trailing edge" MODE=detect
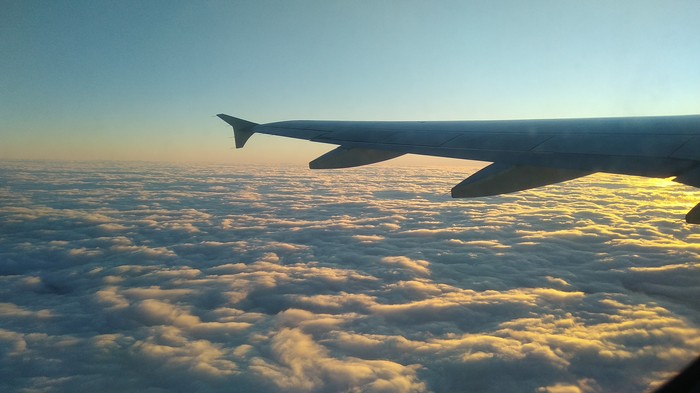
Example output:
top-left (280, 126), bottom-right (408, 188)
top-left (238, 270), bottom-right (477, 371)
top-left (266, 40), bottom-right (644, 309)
top-left (452, 163), bottom-right (592, 198)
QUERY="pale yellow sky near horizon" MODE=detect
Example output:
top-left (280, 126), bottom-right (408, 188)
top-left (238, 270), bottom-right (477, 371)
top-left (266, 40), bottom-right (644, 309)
top-left (0, 131), bottom-right (487, 168)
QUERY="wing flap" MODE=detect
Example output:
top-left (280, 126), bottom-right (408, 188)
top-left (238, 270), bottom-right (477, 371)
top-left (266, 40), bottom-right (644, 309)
top-left (309, 146), bottom-right (404, 169)
top-left (452, 163), bottom-right (592, 198)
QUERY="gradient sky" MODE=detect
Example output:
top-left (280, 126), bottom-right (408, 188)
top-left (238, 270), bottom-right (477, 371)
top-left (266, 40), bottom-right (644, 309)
top-left (2, 0), bottom-right (700, 163)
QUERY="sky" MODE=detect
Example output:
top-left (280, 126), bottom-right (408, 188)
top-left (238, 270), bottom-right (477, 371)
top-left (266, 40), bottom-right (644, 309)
top-left (1, 161), bottom-right (699, 392)
top-left (2, 0), bottom-right (700, 163)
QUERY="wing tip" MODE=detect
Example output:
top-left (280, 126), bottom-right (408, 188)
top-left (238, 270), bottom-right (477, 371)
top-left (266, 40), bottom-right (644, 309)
top-left (217, 114), bottom-right (258, 148)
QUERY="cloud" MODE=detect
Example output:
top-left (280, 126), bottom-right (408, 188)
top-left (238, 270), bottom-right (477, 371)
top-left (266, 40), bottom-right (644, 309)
top-left (0, 162), bottom-right (698, 392)
top-left (381, 256), bottom-right (431, 276)
top-left (249, 328), bottom-right (426, 393)
top-left (0, 303), bottom-right (54, 319)
top-left (353, 234), bottom-right (386, 243)
top-left (536, 383), bottom-right (584, 393)
top-left (129, 327), bottom-right (240, 378)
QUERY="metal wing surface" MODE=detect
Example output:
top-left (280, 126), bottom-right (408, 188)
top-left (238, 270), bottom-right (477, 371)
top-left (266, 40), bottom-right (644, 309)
top-left (218, 114), bottom-right (700, 223)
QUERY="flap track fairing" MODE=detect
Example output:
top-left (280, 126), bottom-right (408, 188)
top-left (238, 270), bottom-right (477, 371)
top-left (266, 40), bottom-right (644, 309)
top-left (309, 146), bottom-right (404, 169)
top-left (452, 163), bottom-right (592, 198)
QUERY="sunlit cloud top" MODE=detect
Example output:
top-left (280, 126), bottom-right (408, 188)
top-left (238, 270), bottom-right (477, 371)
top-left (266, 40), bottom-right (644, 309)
top-left (1, 161), bottom-right (698, 392)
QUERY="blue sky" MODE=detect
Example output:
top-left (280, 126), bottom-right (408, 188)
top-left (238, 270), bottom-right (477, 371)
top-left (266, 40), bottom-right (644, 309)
top-left (2, 0), bottom-right (700, 163)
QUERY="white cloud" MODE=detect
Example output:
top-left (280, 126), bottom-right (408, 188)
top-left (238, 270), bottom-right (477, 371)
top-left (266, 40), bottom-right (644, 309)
top-left (381, 256), bottom-right (431, 276)
top-left (0, 303), bottom-right (54, 319)
top-left (249, 328), bottom-right (426, 393)
top-left (0, 162), bottom-right (698, 392)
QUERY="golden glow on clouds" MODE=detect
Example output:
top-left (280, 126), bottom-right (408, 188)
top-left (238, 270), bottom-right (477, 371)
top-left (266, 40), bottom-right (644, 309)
top-left (0, 161), bottom-right (698, 392)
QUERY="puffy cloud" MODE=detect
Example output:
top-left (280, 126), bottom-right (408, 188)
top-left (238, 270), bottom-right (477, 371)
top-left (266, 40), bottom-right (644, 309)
top-left (0, 303), bottom-right (54, 319)
top-left (97, 223), bottom-right (130, 231)
top-left (249, 328), bottom-right (426, 393)
top-left (129, 326), bottom-right (239, 378)
top-left (536, 383), bottom-right (583, 393)
top-left (110, 244), bottom-right (177, 258)
top-left (381, 256), bottom-right (431, 276)
top-left (353, 234), bottom-right (386, 243)
top-left (0, 161), bottom-right (698, 392)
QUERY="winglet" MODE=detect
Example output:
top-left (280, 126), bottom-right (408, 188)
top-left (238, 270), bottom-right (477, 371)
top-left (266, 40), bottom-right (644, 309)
top-left (217, 114), bottom-right (258, 148)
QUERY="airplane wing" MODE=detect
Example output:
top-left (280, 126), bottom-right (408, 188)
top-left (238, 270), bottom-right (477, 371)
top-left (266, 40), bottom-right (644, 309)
top-left (217, 114), bottom-right (700, 223)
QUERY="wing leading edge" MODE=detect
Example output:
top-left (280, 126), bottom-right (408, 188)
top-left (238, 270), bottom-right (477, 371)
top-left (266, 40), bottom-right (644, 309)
top-left (217, 114), bottom-right (700, 224)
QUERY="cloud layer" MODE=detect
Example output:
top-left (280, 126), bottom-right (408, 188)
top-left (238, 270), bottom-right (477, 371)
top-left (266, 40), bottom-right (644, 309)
top-left (0, 161), bottom-right (698, 392)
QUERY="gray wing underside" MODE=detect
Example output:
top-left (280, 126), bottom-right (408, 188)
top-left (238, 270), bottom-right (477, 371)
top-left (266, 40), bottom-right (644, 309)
top-left (217, 114), bottom-right (700, 222)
